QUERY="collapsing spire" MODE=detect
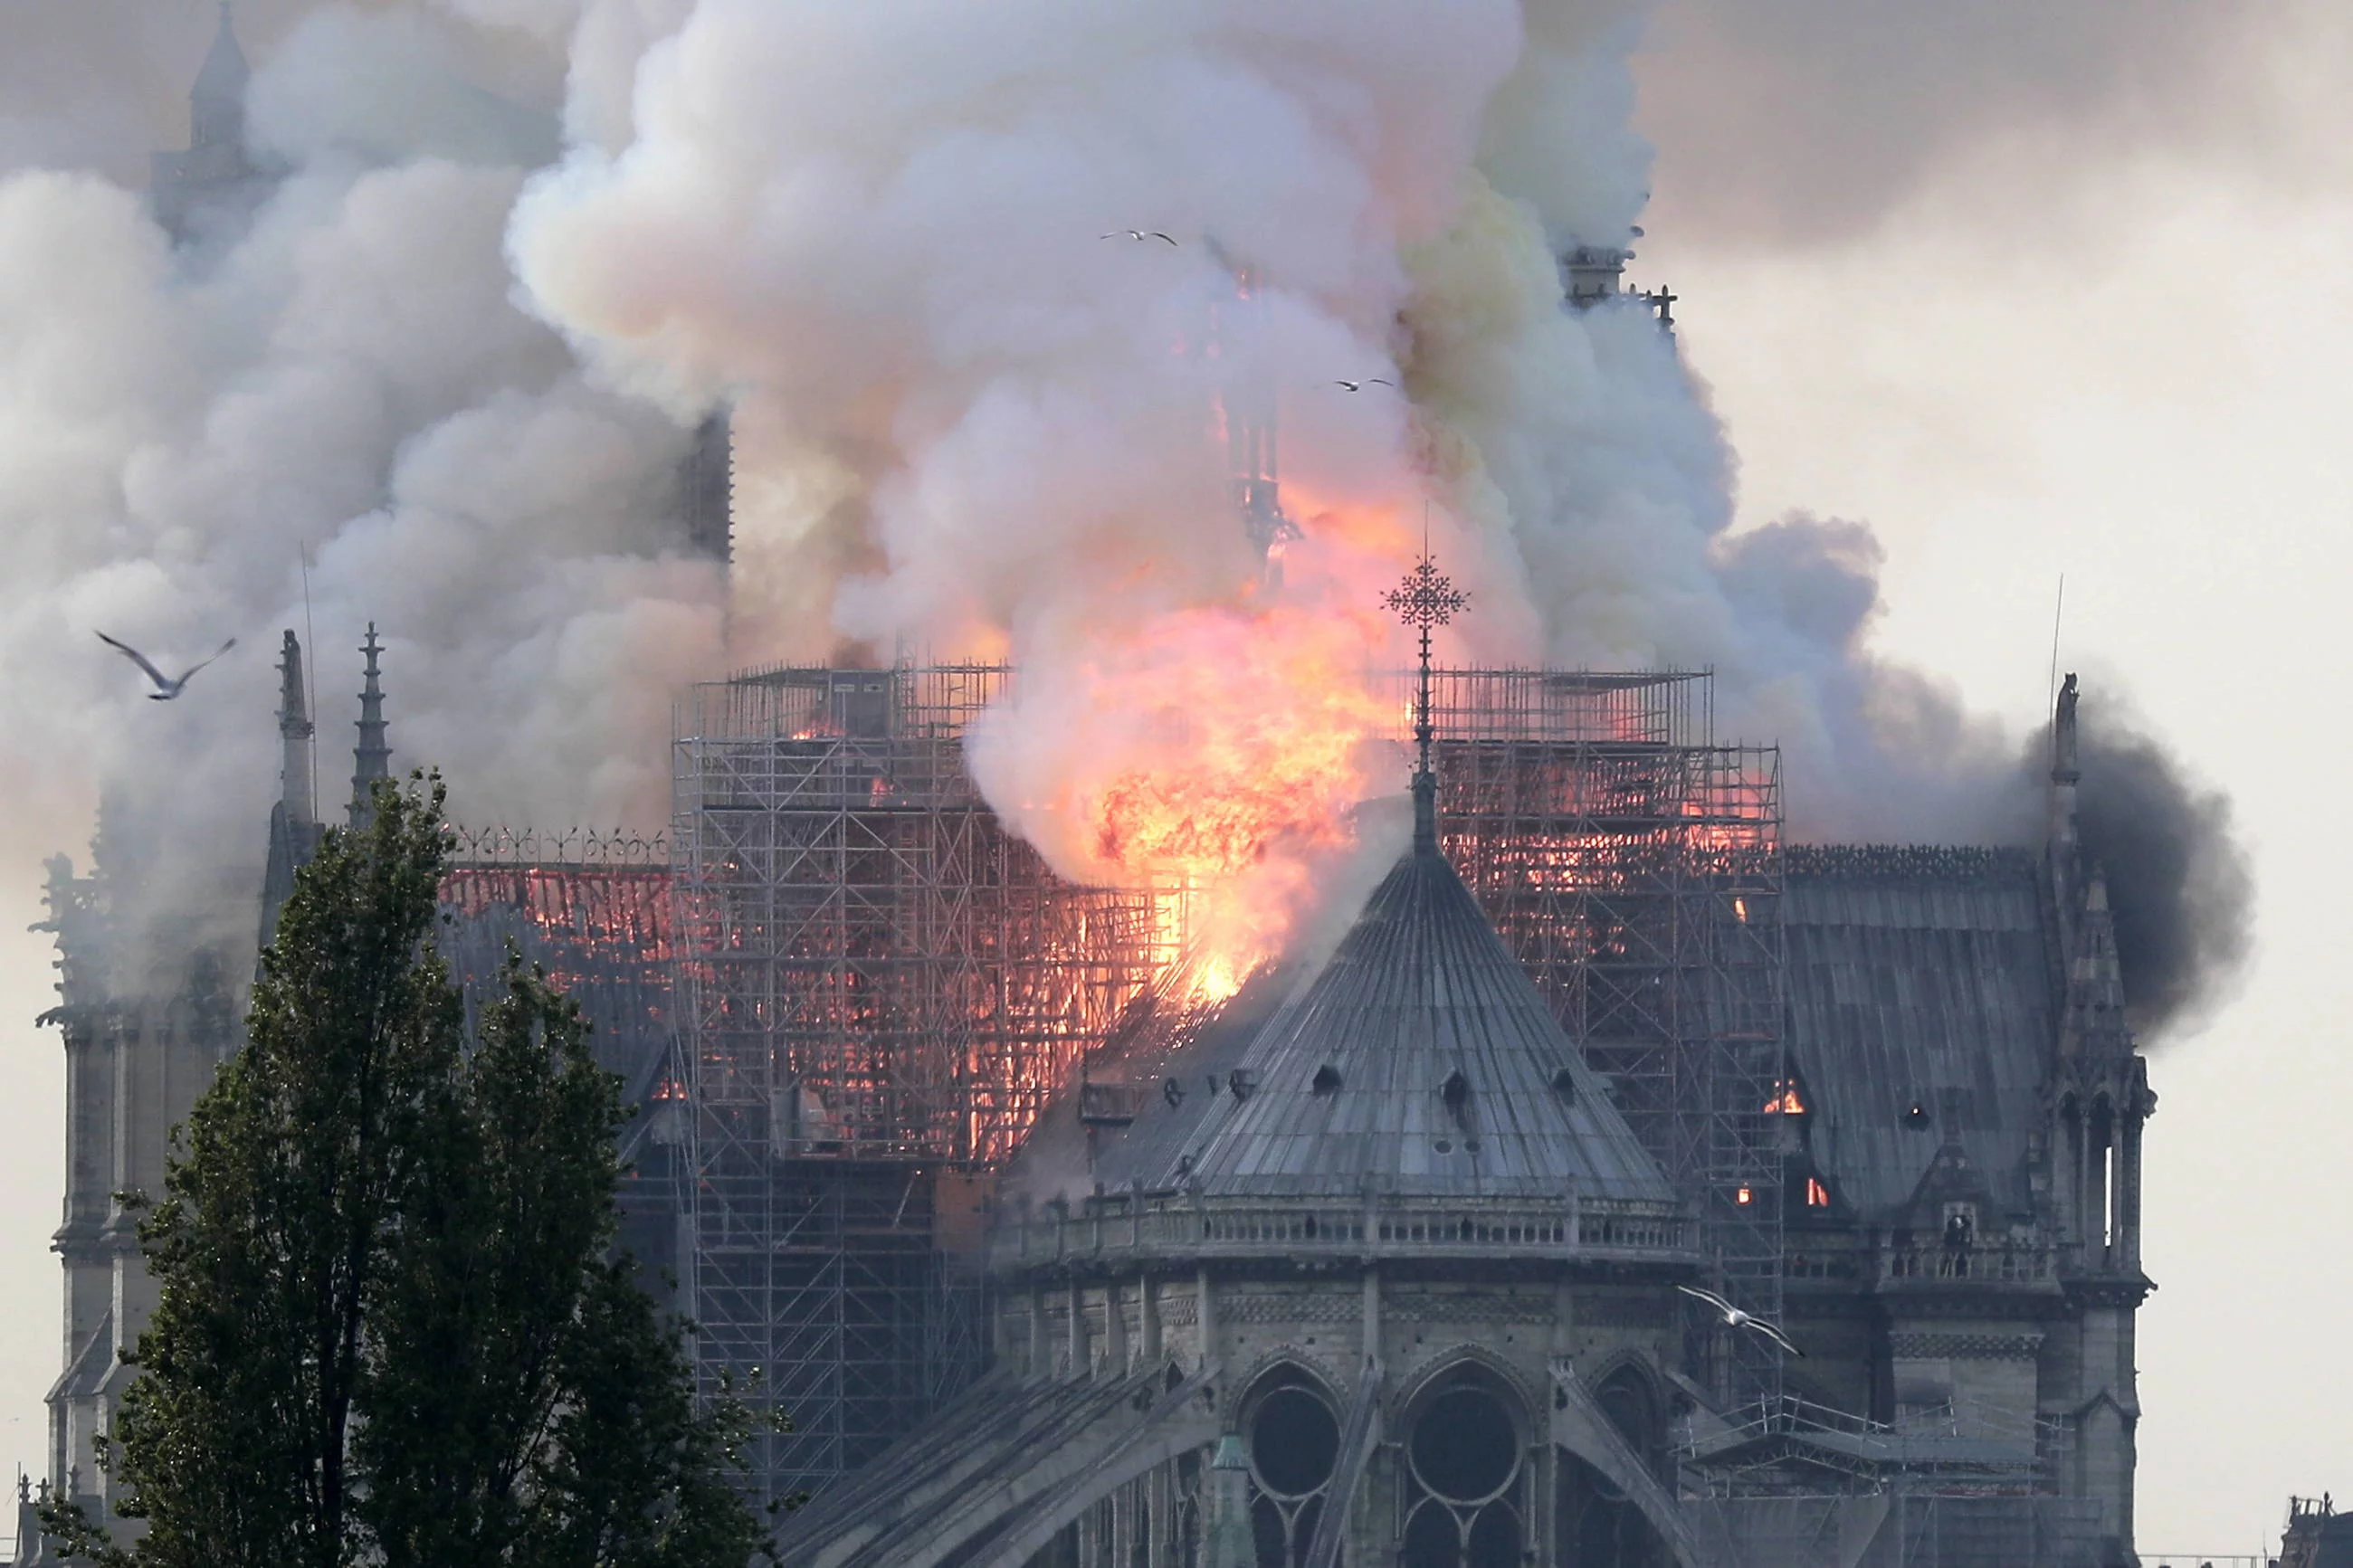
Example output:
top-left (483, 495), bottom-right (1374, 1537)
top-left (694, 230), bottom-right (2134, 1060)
top-left (349, 623), bottom-right (391, 830)
top-left (1205, 241), bottom-right (1300, 581)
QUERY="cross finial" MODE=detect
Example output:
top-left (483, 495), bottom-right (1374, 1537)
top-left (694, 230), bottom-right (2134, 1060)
top-left (1383, 554), bottom-right (1468, 635)
top-left (1384, 546), bottom-right (1467, 853)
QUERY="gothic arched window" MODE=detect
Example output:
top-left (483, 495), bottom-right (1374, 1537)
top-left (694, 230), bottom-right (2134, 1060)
top-left (1243, 1371), bottom-right (1339, 1568)
top-left (1173, 1448), bottom-right (1204, 1568)
top-left (1401, 1378), bottom-right (1525, 1568)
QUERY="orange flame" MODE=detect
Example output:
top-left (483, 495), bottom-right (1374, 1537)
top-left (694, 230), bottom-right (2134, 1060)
top-left (974, 597), bottom-right (1394, 1003)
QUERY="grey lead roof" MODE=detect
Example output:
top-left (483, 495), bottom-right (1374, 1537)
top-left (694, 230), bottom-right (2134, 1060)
top-left (1782, 848), bottom-right (2057, 1221)
top-left (1128, 840), bottom-right (1672, 1202)
top-left (1048, 841), bottom-right (2064, 1221)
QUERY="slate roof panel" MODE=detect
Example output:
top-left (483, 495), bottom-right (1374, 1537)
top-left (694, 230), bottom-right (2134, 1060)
top-left (1172, 843), bottom-right (1672, 1202)
top-left (1782, 849), bottom-right (2056, 1221)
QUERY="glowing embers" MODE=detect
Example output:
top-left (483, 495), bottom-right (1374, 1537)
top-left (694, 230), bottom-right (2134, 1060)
top-left (1137, 904), bottom-right (1265, 1010)
top-left (1805, 1176), bottom-right (1832, 1209)
top-left (1244, 1373), bottom-right (1338, 1568)
top-left (1761, 1079), bottom-right (1807, 1116)
top-left (438, 865), bottom-right (677, 965)
top-left (1403, 1380), bottom-right (1525, 1568)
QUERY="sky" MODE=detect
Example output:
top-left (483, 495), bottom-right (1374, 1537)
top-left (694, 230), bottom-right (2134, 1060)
top-left (0, 0), bottom-right (2343, 1554)
top-left (1635, 2), bottom-right (2352, 1551)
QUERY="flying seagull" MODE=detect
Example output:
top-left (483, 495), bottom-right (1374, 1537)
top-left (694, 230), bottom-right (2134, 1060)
top-left (1333, 378), bottom-right (1396, 392)
top-left (96, 632), bottom-right (235, 701)
top-left (1101, 229), bottom-right (1177, 245)
top-left (1676, 1284), bottom-right (1805, 1358)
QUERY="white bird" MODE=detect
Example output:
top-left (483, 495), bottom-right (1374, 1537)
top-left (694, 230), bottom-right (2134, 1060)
top-left (1333, 378), bottom-right (1396, 392)
top-left (1101, 229), bottom-right (1177, 245)
top-left (97, 632), bottom-right (235, 701)
top-left (1677, 1284), bottom-right (1805, 1358)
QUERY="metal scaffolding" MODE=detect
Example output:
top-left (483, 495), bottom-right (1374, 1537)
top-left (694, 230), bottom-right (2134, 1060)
top-left (1406, 668), bottom-right (1787, 1404)
top-left (669, 666), bottom-right (1168, 1499)
top-left (670, 661), bottom-right (1786, 1498)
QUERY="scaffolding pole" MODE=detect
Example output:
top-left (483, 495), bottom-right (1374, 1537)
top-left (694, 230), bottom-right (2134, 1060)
top-left (671, 667), bottom-right (1168, 1501)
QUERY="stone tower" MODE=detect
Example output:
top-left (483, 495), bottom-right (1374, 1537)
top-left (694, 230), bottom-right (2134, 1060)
top-left (18, 632), bottom-right (323, 1560)
top-left (149, 4), bottom-right (271, 246)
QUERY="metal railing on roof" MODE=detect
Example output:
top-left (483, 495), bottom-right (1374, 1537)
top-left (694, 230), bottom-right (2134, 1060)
top-left (1683, 1392), bottom-right (2072, 1472)
top-left (1783, 1234), bottom-right (2058, 1287)
top-left (445, 823), bottom-right (670, 867)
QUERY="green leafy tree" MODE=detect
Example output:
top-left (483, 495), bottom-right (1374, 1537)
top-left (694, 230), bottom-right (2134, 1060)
top-left (42, 774), bottom-right (771, 1567)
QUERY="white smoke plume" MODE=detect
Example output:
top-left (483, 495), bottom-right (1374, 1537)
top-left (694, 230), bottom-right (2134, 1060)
top-left (503, 0), bottom-right (2033, 880)
top-left (0, 0), bottom-right (2248, 1023)
top-left (0, 4), bottom-right (722, 970)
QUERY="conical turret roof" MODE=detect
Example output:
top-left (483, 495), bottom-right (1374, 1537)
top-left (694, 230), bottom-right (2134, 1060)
top-left (190, 5), bottom-right (250, 151)
top-left (1174, 838), bottom-right (1672, 1202)
top-left (196, 5), bottom-right (248, 96)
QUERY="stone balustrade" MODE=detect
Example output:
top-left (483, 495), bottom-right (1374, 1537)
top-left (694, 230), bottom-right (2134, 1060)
top-left (1881, 1240), bottom-right (2054, 1285)
top-left (989, 1190), bottom-right (1693, 1273)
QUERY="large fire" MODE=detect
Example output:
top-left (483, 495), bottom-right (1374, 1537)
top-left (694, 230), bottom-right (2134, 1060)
top-left (969, 595), bottom-right (1397, 1003)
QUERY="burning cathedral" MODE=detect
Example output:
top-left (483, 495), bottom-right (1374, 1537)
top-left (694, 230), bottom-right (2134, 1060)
top-left (18, 14), bottom-right (2159, 1568)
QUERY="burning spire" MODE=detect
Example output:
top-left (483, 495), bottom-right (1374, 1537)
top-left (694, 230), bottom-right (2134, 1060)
top-left (349, 623), bottom-right (391, 831)
top-left (1383, 547), bottom-right (1468, 853)
top-left (1205, 242), bottom-right (1300, 580)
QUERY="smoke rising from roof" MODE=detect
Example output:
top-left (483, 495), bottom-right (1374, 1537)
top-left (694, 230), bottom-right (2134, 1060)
top-left (0, 5), bottom-right (719, 973)
top-left (2059, 696), bottom-right (2255, 1041)
top-left (0, 1), bottom-right (2253, 1027)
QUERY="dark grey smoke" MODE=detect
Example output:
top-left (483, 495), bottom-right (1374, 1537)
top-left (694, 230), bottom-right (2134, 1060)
top-left (1634, 1), bottom-right (2304, 244)
top-left (2044, 693), bottom-right (2253, 1041)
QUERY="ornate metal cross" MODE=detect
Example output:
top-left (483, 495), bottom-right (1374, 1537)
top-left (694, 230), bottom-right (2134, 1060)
top-left (1383, 555), bottom-right (1469, 635)
top-left (1385, 551), bottom-right (1469, 829)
